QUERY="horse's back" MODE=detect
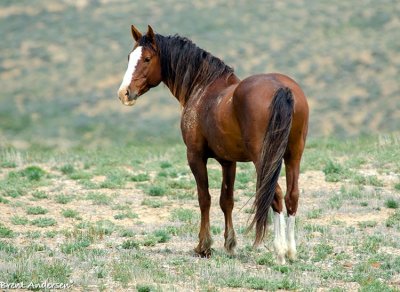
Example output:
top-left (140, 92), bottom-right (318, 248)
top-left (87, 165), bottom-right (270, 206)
top-left (233, 73), bottom-right (307, 112)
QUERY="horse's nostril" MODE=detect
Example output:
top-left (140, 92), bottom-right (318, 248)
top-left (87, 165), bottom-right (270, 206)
top-left (125, 90), bottom-right (129, 97)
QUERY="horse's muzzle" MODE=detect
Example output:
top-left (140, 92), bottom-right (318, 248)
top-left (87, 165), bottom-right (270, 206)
top-left (118, 88), bottom-right (138, 106)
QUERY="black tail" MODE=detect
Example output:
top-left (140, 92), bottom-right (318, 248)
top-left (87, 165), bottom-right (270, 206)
top-left (249, 87), bottom-right (294, 246)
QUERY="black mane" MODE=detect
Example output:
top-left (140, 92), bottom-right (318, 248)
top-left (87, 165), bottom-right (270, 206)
top-left (139, 34), bottom-right (234, 104)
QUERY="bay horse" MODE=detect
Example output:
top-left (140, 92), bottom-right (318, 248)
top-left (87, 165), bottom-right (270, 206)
top-left (118, 25), bottom-right (309, 264)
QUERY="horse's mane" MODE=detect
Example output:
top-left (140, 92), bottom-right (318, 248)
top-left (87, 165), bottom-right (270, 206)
top-left (139, 34), bottom-right (234, 104)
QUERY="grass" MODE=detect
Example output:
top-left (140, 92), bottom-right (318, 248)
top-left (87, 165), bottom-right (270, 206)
top-left (30, 217), bottom-right (57, 228)
top-left (7, 258), bottom-right (72, 285)
top-left (323, 160), bottom-right (348, 182)
top-left (0, 196), bottom-right (10, 204)
top-left (153, 229), bottom-right (172, 243)
top-left (386, 209), bottom-right (400, 230)
top-left (170, 208), bottom-right (196, 223)
top-left (142, 198), bottom-right (165, 208)
top-left (131, 173), bottom-right (150, 182)
top-left (145, 185), bottom-right (167, 197)
top-left (86, 192), bottom-right (112, 205)
top-left (31, 190), bottom-right (48, 200)
top-left (0, 241), bottom-right (18, 254)
top-left (19, 166), bottom-right (46, 181)
top-left (121, 239), bottom-right (140, 249)
top-left (358, 221), bottom-right (378, 229)
top-left (137, 284), bottom-right (156, 292)
top-left (114, 211), bottom-right (139, 220)
top-left (0, 137), bottom-right (398, 290)
top-left (0, 224), bottom-right (14, 238)
top-left (55, 194), bottom-right (75, 204)
top-left (384, 198), bottom-right (399, 209)
top-left (26, 206), bottom-right (48, 215)
top-left (11, 216), bottom-right (29, 225)
top-left (61, 238), bottom-right (91, 254)
top-left (62, 209), bottom-right (80, 218)
top-left (1, 0), bottom-right (400, 288)
top-left (306, 208), bottom-right (323, 219)
top-left (60, 164), bottom-right (75, 175)
top-left (312, 243), bottom-right (334, 262)
top-left (395, 183), bottom-right (400, 192)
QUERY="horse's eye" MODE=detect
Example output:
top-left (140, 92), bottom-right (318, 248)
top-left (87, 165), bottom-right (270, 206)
top-left (144, 57), bottom-right (151, 63)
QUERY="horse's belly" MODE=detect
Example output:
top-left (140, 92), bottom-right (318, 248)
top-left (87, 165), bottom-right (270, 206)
top-left (208, 135), bottom-right (251, 162)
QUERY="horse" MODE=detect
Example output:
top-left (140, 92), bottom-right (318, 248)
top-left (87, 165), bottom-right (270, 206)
top-left (117, 25), bottom-right (309, 264)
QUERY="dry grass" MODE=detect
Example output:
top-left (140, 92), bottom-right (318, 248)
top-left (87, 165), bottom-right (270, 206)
top-left (0, 137), bottom-right (399, 290)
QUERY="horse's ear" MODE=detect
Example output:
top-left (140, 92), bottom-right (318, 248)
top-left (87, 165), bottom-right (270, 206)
top-left (146, 25), bottom-right (156, 46)
top-left (131, 25), bottom-right (142, 42)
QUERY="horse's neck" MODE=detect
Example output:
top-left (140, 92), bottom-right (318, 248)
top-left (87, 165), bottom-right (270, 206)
top-left (164, 73), bottom-right (240, 107)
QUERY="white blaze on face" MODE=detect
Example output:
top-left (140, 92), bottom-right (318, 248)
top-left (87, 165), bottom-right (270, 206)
top-left (119, 46), bottom-right (143, 91)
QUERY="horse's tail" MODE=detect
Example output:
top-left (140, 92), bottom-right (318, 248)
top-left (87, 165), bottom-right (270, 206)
top-left (249, 87), bottom-right (294, 246)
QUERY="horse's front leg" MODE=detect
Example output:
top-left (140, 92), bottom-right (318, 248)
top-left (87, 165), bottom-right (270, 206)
top-left (187, 150), bottom-right (212, 257)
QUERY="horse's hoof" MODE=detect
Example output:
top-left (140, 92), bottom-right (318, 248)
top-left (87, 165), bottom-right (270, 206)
top-left (276, 255), bottom-right (286, 265)
top-left (286, 249), bottom-right (297, 261)
top-left (194, 246), bottom-right (212, 258)
top-left (224, 241), bottom-right (237, 256)
top-left (224, 230), bottom-right (237, 256)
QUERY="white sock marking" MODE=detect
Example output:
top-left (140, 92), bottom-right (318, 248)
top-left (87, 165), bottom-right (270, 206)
top-left (119, 46), bottom-right (143, 90)
top-left (274, 212), bottom-right (287, 264)
top-left (287, 215), bottom-right (297, 260)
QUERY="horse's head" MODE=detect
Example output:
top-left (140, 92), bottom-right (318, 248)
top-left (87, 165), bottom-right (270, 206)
top-left (118, 25), bottom-right (162, 106)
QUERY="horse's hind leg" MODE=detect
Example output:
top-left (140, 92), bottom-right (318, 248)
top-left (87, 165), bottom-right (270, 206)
top-left (271, 183), bottom-right (288, 265)
top-left (284, 150), bottom-right (303, 261)
top-left (218, 160), bottom-right (237, 255)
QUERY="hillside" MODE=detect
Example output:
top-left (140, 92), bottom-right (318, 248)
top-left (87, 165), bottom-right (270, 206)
top-left (1, 0), bottom-right (399, 148)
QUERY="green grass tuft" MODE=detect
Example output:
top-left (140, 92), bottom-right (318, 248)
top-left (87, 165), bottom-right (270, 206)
top-left (136, 284), bottom-right (156, 292)
top-left (153, 229), bottom-right (171, 243)
top-left (60, 164), bottom-right (75, 175)
top-left (131, 173), bottom-right (150, 182)
top-left (114, 211), bottom-right (139, 220)
top-left (0, 224), bottom-right (14, 238)
top-left (61, 238), bottom-right (91, 254)
top-left (256, 252), bottom-right (275, 266)
top-left (31, 217), bottom-right (57, 227)
top-left (55, 194), bottom-right (75, 204)
top-left (395, 183), bottom-right (400, 191)
top-left (171, 208), bottom-right (196, 223)
top-left (386, 209), bottom-right (400, 230)
top-left (358, 221), bottom-right (378, 229)
top-left (86, 192), bottom-right (112, 205)
top-left (146, 185), bottom-right (166, 197)
top-left (11, 216), bottom-right (29, 225)
top-left (121, 239), bottom-right (140, 249)
top-left (20, 166), bottom-right (46, 181)
top-left (31, 191), bottom-right (48, 200)
top-left (141, 198), bottom-right (164, 208)
top-left (160, 161), bottom-right (173, 169)
top-left (312, 243), bottom-right (333, 262)
top-left (0, 241), bottom-right (18, 254)
top-left (306, 208), bottom-right (323, 219)
top-left (323, 160), bottom-right (347, 182)
top-left (384, 198), bottom-right (399, 209)
top-left (62, 209), bottom-right (80, 218)
top-left (0, 196), bottom-right (10, 204)
top-left (26, 206), bottom-right (48, 215)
